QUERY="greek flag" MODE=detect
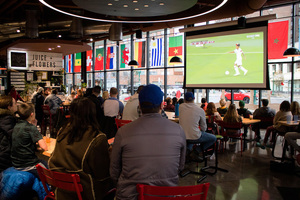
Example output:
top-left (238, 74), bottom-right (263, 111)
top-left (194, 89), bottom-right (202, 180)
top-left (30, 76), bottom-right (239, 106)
top-left (151, 38), bottom-right (162, 67)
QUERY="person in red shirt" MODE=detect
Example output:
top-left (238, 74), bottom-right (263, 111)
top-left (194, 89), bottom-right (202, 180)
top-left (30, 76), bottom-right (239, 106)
top-left (8, 86), bottom-right (24, 102)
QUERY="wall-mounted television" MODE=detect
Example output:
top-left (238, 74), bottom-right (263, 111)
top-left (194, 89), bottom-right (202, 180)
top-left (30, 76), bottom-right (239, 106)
top-left (184, 25), bottom-right (268, 89)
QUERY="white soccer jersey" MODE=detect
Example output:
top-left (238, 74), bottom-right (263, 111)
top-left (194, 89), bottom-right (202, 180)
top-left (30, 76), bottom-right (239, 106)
top-left (234, 48), bottom-right (243, 60)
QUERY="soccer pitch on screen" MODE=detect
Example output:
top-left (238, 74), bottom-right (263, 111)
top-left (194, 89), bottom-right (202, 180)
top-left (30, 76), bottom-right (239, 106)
top-left (185, 28), bottom-right (266, 88)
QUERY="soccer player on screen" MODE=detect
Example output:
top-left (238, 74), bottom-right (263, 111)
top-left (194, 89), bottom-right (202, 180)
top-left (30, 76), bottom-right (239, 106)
top-left (228, 43), bottom-right (248, 76)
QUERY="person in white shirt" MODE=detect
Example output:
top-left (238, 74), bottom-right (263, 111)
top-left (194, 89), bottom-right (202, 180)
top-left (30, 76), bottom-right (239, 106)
top-left (228, 43), bottom-right (248, 76)
top-left (179, 92), bottom-right (216, 153)
top-left (122, 85), bottom-right (144, 121)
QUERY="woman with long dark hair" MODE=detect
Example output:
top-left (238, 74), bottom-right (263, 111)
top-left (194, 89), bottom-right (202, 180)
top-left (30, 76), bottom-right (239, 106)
top-left (49, 97), bottom-right (113, 200)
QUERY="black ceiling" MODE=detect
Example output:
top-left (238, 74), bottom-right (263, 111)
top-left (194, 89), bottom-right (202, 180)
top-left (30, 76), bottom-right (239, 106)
top-left (0, 0), bottom-right (296, 47)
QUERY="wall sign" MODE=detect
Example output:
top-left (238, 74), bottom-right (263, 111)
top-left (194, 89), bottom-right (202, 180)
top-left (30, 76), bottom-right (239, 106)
top-left (8, 50), bottom-right (63, 71)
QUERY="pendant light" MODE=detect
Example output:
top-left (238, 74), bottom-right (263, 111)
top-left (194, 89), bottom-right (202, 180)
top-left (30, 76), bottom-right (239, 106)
top-left (283, 47), bottom-right (300, 57)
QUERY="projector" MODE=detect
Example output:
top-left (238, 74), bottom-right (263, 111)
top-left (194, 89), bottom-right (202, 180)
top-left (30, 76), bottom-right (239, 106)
top-left (225, 71), bottom-right (229, 75)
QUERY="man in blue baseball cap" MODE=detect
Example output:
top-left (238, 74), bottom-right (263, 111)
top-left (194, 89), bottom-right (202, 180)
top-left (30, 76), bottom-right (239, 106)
top-left (110, 84), bottom-right (186, 200)
top-left (179, 92), bottom-right (216, 160)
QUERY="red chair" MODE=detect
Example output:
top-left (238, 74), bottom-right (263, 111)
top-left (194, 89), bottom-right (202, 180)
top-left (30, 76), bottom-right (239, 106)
top-left (36, 164), bottom-right (83, 200)
top-left (136, 183), bottom-right (210, 200)
top-left (41, 105), bottom-right (53, 134)
top-left (115, 118), bottom-right (132, 129)
top-left (217, 121), bottom-right (244, 156)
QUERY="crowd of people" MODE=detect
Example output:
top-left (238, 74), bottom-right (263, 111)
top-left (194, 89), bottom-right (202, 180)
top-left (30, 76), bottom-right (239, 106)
top-left (1, 84), bottom-right (300, 199)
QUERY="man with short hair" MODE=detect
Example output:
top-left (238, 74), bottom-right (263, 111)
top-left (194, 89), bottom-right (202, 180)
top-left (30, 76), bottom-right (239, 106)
top-left (103, 87), bottom-right (124, 138)
top-left (88, 86), bottom-right (105, 131)
top-left (252, 99), bottom-right (276, 141)
top-left (110, 84), bottom-right (186, 200)
top-left (44, 89), bottom-right (62, 115)
top-left (179, 92), bottom-right (216, 155)
top-left (122, 85), bottom-right (144, 121)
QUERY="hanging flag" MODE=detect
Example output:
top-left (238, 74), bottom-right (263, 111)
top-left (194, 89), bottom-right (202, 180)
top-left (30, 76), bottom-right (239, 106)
top-left (95, 48), bottom-right (104, 71)
top-left (106, 46), bottom-right (115, 69)
top-left (134, 41), bottom-right (145, 68)
top-left (268, 20), bottom-right (289, 59)
top-left (151, 38), bottom-right (163, 67)
top-left (120, 44), bottom-right (130, 68)
top-left (66, 54), bottom-right (73, 73)
top-left (86, 50), bottom-right (92, 72)
top-left (74, 52), bottom-right (81, 72)
top-left (168, 35), bottom-right (183, 65)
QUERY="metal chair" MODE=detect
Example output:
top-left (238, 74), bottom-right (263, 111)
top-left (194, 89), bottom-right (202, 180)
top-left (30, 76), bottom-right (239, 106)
top-left (136, 183), bottom-right (210, 200)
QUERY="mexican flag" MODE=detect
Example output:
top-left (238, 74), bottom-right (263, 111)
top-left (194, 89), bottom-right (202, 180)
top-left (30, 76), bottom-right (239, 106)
top-left (74, 52), bottom-right (81, 72)
top-left (168, 35), bottom-right (183, 65)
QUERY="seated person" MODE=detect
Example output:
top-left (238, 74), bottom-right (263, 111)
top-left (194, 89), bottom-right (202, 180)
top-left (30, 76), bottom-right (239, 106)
top-left (252, 99), bottom-right (275, 141)
top-left (49, 97), bottom-right (113, 200)
top-left (206, 102), bottom-right (222, 121)
top-left (291, 101), bottom-right (300, 119)
top-left (66, 91), bottom-right (76, 102)
top-left (179, 92), bottom-right (216, 156)
top-left (163, 97), bottom-right (175, 112)
top-left (200, 98), bottom-right (208, 111)
top-left (258, 101), bottom-right (292, 149)
top-left (285, 130), bottom-right (300, 166)
top-left (44, 89), bottom-right (63, 115)
top-left (237, 100), bottom-right (252, 137)
top-left (11, 103), bottom-right (48, 178)
top-left (217, 99), bottom-right (228, 117)
top-left (223, 104), bottom-right (242, 136)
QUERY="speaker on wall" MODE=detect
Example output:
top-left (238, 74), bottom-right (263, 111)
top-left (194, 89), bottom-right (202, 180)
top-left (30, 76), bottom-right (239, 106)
top-left (136, 30), bottom-right (142, 39)
top-left (238, 17), bottom-right (246, 28)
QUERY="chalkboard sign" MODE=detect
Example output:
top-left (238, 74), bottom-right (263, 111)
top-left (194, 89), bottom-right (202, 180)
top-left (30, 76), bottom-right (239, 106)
top-left (11, 52), bottom-right (26, 67)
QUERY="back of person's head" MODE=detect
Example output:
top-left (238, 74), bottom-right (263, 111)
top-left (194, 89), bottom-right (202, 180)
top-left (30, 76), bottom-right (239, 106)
top-left (51, 89), bottom-right (58, 95)
top-left (84, 88), bottom-right (93, 97)
top-left (206, 102), bottom-right (217, 116)
top-left (71, 91), bottom-right (76, 96)
top-left (18, 103), bottom-right (34, 120)
top-left (178, 98), bottom-right (184, 104)
top-left (184, 92), bottom-right (195, 103)
top-left (219, 99), bottom-right (226, 107)
top-left (172, 97), bottom-right (178, 105)
top-left (110, 87), bottom-right (118, 96)
top-left (37, 87), bottom-right (44, 93)
top-left (139, 84), bottom-right (163, 114)
top-left (0, 95), bottom-right (13, 109)
top-left (66, 97), bottom-right (100, 144)
top-left (165, 97), bottom-right (172, 105)
top-left (201, 98), bottom-right (207, 104)
top-left (279, 100), bottom-right (290, 112)
top-left (93, 86), bottom-right (101, 95)
top-left (102, 91), bottom-right (109, 100)
top-left (239, 100), bottom-right (245, 108)
top-left (137, 85), bottom-right (144, 94)
top-left (261, 99), bottom-right (269, 107)
top-left (223, 104), bottom-right (239, 123)
top-left (291, 101), bottom-right (300, 115)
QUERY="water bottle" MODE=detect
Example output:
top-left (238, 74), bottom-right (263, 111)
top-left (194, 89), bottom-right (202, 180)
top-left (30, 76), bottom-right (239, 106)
top-left (46, 127), bottom-right (51, 143)
top-left (175, 103), bottom-right (179, 117)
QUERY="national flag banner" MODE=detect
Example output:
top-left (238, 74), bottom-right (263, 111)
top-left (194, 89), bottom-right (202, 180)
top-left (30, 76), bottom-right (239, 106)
top-left (86, 50), bottom-right (92, 72)
top-left (268, 20), bottom-right (289, 59)
top-left (66, 54), bottom-right (73, 73)
top-left (106, 46), bottom-right (115, 70)
top-left (120, 44), bottom-right (130, 68)
top-left (168, 35), bottom-right (183, 65)
top-left (74, 52), bottom-right (81, 72)
top-left (95, 48), bottom-right (104, 71)
top-left (151, 38), bottom-right (163, 67)
top-left (134, 41), bottom-right (145, 68)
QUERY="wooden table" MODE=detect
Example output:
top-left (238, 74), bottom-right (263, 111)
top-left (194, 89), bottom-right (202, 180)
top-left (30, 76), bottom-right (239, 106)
top-left (165, 111), bottom-right (179, 123)
top-left (242, 118), bottom-right (260, 125)
top-left (277, 120), bottom-right (299, 127)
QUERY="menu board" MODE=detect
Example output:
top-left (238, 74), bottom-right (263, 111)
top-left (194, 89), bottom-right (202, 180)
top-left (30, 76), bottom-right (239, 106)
top-left (10, 72), bottom-right (25, 91)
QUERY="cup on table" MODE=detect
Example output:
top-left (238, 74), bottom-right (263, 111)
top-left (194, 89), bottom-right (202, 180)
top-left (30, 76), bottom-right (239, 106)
top-left (46, 136), bottom-right (51, 143)
top-left (249, 115), bottom-right (253, 120)
top-left (293, 115), bottom-right (298, 123)
top-left (287, 115), bottom-right (292, 123)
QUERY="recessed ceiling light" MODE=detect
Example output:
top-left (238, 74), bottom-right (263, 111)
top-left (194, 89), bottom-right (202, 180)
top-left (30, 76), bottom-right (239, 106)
top-left (48, 48), bottom-right (52, 50)
top-left (135, 8), bottom-right (139, 11)
top-left (159, 2), bottom-right (164, 5)
top-left (114, 0), bottom-right (119, 1)
top-left (144, 5), bottom-right (148, 7)
top-left (108, 3), bottom-right (112, 6)
top-left (57, 45), bottom-right (61, 48)
top-left (90, 38), bottom-right (93, 41)
top-left (123, 4), bottom-right (128, 7)
top-left (16, 29), bottom-right (21, 33)
top-left (133, 0), bottom-right (138, 3)
top-left (58, 34), bottom-right (62, 38)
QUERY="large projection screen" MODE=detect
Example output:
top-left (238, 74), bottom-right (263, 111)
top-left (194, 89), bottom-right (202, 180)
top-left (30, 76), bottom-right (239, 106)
top-left (185, 26), bottom-right (268, 89)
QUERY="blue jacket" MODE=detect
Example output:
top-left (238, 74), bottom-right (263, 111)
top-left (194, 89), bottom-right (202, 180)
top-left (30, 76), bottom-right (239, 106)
top-left (0, 167), bottom-right (46, 200)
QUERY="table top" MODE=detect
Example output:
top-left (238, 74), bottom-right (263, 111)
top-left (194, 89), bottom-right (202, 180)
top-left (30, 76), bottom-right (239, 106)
top-left (277, 120), bottom-right (299, 126)
top-left (165, 111), bottom-right (179, 123)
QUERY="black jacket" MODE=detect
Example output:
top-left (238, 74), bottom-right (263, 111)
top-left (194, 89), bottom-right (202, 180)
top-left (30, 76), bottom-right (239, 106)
top-left (0, 108), bottom-right (16, 173)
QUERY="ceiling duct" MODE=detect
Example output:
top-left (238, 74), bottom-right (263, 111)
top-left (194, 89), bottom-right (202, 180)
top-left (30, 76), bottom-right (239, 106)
top-left (70, 17), bottom-right (83, 38)
top-left (109, 23), bottom-right (122, 41)
top-left (25, 10), bottom-right (39, 38)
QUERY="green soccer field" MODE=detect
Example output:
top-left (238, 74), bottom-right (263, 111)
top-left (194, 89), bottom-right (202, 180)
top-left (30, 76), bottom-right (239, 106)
top-left (186, 31), bottom-right (265, 86)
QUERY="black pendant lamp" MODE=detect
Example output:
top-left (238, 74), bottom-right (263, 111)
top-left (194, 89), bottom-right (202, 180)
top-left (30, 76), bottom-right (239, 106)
top-left (170, 56), bottom-right (182, 64)
top-left (128, 60), bottom-right (139, 67)
top-left (283, 47), bottom-right (300, 57)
